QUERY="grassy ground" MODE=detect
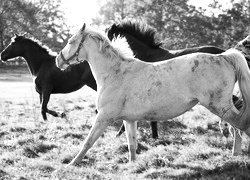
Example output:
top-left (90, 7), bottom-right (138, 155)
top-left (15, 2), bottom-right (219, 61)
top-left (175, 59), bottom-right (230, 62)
top-left (0, 65), bottom-right (250, 180)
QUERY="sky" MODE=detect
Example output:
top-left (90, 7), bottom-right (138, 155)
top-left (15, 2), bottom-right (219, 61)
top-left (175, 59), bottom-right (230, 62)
top-left (61, 0), bottom-right (99, 29)
top-left (61, 0), bottom-right (232, 29)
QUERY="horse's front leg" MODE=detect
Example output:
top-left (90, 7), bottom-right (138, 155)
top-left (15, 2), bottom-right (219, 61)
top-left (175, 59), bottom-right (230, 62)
top-left (41, 88), bottom-right (58, 120)
top-left (40, 91), bottom-right (48, 120)
top-left (68, 112), bottom-right (113, 166)
top-left (124, 120), bottom-right (137, 162)
top-left (232, 127), bottom-right (242, 155)
top-left (41, 87), bottom-right (66, 120)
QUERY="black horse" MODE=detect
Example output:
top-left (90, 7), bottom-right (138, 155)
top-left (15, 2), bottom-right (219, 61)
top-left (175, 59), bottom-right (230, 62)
top-left (0, 34), bottom-right (96, 120)
top-left (106, 20), bottom-right (229, 138)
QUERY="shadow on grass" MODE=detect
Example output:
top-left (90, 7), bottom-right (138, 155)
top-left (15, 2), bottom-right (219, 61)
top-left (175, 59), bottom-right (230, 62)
top-left (62, 132), bottom-right (84, 139)
top-left (115, 142), bottom-right (148, 155)
top-left (144, 161), bottom-right (250, 180)
top-left (176, 161), bottom-right (250, 180)
top-left (23, 143), bottom-right (57, 158)
top-left (61, 155), bottom-right (96, 167)
top-left (0, 169), bottom-right (9, 179)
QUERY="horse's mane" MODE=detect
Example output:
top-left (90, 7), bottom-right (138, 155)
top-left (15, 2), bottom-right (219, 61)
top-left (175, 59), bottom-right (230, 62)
top-left (108, 20), bottom-right (163, 48)
top-left (85, 26), bottom-right (134, 60)
top-left (12, 35), bottom-right (57, 57)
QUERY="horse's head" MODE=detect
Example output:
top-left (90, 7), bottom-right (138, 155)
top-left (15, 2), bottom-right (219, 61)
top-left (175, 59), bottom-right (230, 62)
top-left (235, 35), bottom-right (250, 58)
top-left (0, 34), bottom-right (25, 62)
top-left (56, 24), bottom-right (88, 70)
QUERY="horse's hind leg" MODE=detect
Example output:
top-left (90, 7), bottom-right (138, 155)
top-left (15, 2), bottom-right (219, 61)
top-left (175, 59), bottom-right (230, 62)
top-left (232, 127), bottom-right (242, 155)
top-left (124, 120), bottom-right (137, 161)
top-left (205, 101), bottom-right (242, 155)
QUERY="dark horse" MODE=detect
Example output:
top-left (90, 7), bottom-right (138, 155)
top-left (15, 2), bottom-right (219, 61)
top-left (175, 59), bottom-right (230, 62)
top-left (0, 34), bottom-right (96, 120)
top-left (106, 20), bottom-right (229, 138)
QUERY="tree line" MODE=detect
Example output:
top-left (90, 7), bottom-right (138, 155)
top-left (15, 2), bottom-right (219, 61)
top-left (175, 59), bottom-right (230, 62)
top-left (0, 0), bottom-right (249, 56)
top-left (0, 0), bottom-right (70, 54)
top-left (93, 0), bottom-right (250, 50)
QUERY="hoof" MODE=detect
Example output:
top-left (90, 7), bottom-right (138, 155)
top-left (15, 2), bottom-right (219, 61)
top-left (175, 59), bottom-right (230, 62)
top-left (61, 112), bottom-right (66, 118)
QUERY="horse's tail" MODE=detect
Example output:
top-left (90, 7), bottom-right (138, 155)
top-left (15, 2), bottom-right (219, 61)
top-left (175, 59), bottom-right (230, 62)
top-left (223, 49), bottom-right (250, 130)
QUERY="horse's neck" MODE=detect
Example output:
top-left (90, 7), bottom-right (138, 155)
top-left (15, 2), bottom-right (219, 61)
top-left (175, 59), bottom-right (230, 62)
top-left (88, 54), bottom-right (112, 85)
top-left (151, 48), bottom-right (175, 62)
top-left (87, 50), bottom-right (121, 88)
top-left (88, 49), bottom-right (147, 91)
top-left (23, 50), bottom-right (54, 76)
top-left (119, 33), bottom-right (174, 62)
top-left (169, 47), bottom-right (203, 57)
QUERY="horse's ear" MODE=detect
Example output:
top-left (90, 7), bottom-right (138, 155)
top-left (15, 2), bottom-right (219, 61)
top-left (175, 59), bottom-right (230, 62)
top-left (81, 23), bottom-right (86, 33)
top-left (14, 33), bottom-right (19, 37)
top-left (111, 23), bottom-right (117, 29)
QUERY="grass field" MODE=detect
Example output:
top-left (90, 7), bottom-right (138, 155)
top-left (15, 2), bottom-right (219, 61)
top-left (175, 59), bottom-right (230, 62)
top-left (0, 65), bottom-right (250, 180)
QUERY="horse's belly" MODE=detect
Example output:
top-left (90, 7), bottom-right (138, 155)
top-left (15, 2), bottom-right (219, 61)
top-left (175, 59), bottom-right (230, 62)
top-left (121, 95), bottom-right (198, 121)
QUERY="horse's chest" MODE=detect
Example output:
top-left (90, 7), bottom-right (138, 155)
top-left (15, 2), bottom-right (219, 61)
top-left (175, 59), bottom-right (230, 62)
top-left (34, 75), bottom-right (50, 93)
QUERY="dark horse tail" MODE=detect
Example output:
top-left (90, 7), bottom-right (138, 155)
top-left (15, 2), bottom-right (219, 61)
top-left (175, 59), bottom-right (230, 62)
top-left (223, 49), bottom-right (250, 130)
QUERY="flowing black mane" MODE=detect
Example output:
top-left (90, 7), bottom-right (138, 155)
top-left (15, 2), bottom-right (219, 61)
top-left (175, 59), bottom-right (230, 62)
top-left (108, 20), bottom-right (163, 48)
top-left (13, 35), bottom-right (56, 57)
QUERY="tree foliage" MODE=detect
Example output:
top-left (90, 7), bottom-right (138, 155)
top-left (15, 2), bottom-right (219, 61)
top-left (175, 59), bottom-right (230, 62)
top-left (0, 0), bottom-right (70, 53)
top-left (93, 0), bottom-right (250, 50)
